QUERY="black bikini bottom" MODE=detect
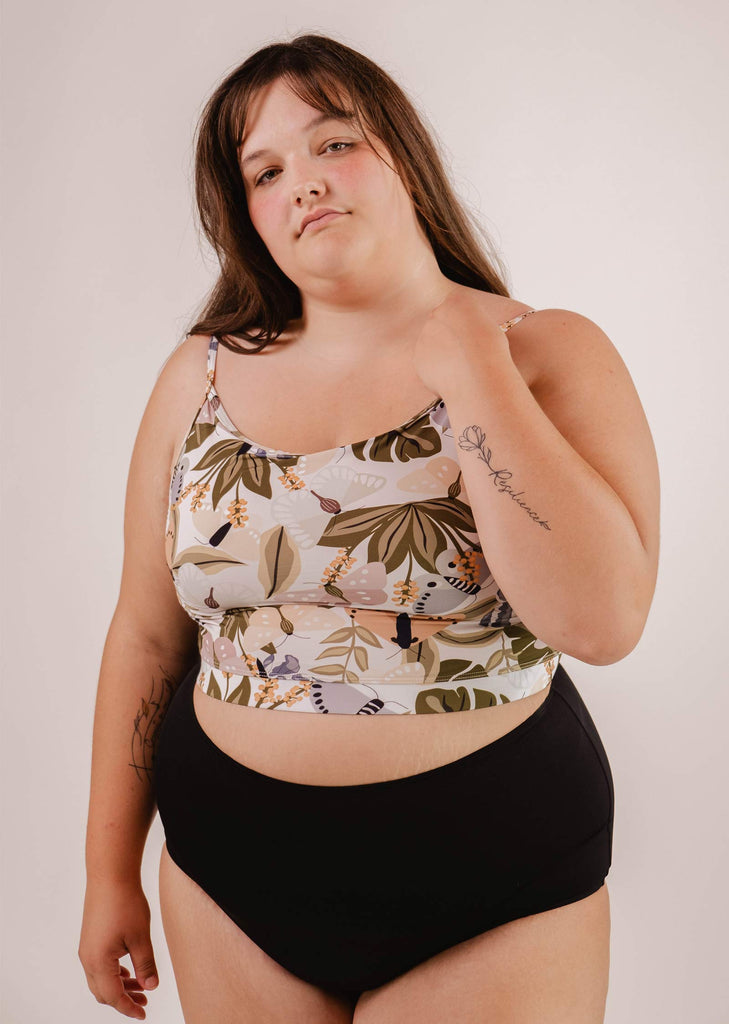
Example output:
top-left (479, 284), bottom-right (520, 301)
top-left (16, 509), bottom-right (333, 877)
top-left (153, 657), bottom-right (614, 1000)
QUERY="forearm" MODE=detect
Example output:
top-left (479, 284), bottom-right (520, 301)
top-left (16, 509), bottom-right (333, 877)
top-left (442, 349), bottom-right (649, 663)
top-left (84, 623), bottom-right (193, 884)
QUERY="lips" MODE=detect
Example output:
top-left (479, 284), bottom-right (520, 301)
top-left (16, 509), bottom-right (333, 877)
top-left (300, 209), bottom-right (346, 234)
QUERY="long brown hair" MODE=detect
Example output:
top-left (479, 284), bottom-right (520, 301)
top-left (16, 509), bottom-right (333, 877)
top-left (185, 32), bottom-right (512, 354)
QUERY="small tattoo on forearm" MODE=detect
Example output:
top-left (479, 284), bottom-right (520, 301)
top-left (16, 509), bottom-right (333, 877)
top-left (129, 665), bottom-right (177, 784)
top-left (458, 424), bottom-right (551, 530)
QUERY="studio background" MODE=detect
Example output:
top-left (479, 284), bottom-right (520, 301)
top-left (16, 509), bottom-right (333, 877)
top-left (1, 1), bottom-right (727, 1021)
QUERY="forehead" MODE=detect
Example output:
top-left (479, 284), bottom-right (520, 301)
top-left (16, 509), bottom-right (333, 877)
top-left (239, 78), bottom-right (355, 152)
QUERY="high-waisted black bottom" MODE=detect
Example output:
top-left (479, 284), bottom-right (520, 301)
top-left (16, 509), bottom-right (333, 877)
top-left (153, 657), bottom-right (614, 999)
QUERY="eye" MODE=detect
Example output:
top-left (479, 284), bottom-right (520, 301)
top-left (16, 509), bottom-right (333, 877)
top-left (253, 141), bottom-right (354, 187)
top-left (254, 168), bottom-right (278, 187)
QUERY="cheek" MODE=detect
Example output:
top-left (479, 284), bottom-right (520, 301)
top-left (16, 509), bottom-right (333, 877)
top-left (338, 153), bottom-right (380, 198)
top-left (248, 192), bottom-right (286, 242)
top-left (345, 153), bottom-right (401, 216)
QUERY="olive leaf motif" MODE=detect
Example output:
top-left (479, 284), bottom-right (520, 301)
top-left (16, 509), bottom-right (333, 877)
top-left (350, 413), bottom-right (442, 463)
top-left (317, 497), bottom-right (479, 575)
top-left (188, 437), bottom-right (277, 504)
top-left (183, 421), bottom-right (216, 454)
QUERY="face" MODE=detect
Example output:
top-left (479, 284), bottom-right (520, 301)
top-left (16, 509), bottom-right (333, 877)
top-left (238, 77), bottom-right (419, 290)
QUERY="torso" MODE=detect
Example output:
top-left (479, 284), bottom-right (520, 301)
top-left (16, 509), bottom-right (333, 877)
top-left (173, 286), bottom-right (553, 785)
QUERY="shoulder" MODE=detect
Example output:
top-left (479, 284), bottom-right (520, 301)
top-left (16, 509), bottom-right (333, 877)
top-left (155, 332), bottom-right (213, 390)
top-left (452, 284), bottom-right (608, 345)
top-left (505, 307), bottom-right (627, 392)
top-left (141, 333), bottom-right (213, 477)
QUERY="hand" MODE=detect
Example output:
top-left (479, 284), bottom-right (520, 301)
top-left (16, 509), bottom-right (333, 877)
top-left (413, 287), bottom-right (512, 396)
top-left (79, 878), bottom-right (159, 1020)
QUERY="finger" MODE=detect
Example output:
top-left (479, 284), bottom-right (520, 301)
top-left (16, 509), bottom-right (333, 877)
top-left (88, 966), bottom-right (147, 1020)
top-left (129, 944), bottom-right (159, 991)
top-left (123, 976), bottom-right (147, 997)
top-left (118, 965), bottom-right (147, 1003)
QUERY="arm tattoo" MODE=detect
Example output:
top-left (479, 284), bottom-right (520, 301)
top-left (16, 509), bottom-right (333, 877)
top-left (129, 664), bottom-right (178, 784)
top-left (458, 425), bottom-right (552, 531)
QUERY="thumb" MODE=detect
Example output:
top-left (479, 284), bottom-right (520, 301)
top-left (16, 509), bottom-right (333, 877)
top-left (129, 941), bottom-right (159, 990)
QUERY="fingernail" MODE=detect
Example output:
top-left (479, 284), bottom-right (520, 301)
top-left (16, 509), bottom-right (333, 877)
top-left (143, 976), bottom-right (158, 990)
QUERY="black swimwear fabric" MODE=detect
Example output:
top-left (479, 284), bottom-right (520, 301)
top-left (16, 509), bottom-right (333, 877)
top-left (153, 659), bottom-right (614, 998)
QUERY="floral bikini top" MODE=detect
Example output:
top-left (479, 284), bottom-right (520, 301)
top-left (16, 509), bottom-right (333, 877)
top-left (165, 309), bottom-right (561, 715)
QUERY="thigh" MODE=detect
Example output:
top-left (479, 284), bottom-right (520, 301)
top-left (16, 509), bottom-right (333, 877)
top-left (353, 883), bottom-right (611, 1024)
top-left (158, 843), bottom-right (356, 1024)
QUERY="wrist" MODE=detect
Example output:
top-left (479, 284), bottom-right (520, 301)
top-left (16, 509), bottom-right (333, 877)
top-left (85, 863), bottom-right (143, 889)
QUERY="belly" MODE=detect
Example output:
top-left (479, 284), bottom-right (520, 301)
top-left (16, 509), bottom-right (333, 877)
top-left (192, 680), bottom-right (552, 786)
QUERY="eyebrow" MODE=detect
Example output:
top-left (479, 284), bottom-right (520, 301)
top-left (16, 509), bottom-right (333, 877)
top-left (240, 113), bottom-right (354, 171)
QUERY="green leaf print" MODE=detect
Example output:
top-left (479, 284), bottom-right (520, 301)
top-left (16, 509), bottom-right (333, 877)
top-left (415, 687), bottom-right (473, 713)
top-left (206, 671), bottom-right (222, 700)
top-left (350, 415), bottom-right (442, 463)
top-left (436, 658), bottom-right (479, 681)
top-left (184, 422), bottom-right (216, 453)
top-left (317, 497), bottom-right (478, 575)
top-left (472, 689), bottom-right (498, 708)
top-left (226, 676), bottom-right (252, 705)
top-left (220, 609), bottom-right (255, 641)
top-left (191, 437), bottom-right (249, 471)
top-left (502, 626), bottom-right (559, 669)
top-left (191, 438), bottom-right (274, 503)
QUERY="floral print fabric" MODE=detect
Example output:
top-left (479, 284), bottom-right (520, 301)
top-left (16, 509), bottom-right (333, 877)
top-left (165, 310), bottom-right (561, 714)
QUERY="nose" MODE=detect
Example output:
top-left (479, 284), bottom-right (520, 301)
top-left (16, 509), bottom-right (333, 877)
top-left (286, 154), bottom-right (327, 204)
top-left (294, 180), bottom-right (324, 204)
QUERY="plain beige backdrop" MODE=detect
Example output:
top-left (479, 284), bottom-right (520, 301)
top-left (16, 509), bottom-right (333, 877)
top-left (2, 1), bottom-right (728, 1022)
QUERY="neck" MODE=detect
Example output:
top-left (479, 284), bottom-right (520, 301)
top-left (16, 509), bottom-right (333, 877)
top-left (292, 249), bottom-right (457, 361)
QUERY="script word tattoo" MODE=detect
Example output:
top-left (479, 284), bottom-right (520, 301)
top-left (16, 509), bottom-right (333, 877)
top-left (458, 424), bottom-right (551, 530)
top-left (129, 665), bottom-right (177, 784)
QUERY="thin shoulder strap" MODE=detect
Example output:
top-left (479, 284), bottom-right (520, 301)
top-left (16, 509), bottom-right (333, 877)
top-left (205, 335), bottom-right (219, 396)
top-left (500, 309), bottom-right (540, 332)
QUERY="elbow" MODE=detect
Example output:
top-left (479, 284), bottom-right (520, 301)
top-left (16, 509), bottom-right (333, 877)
top-left (573, 615), bottom-right (646, 666)
top-left (585, 555), bottom-right (657, 665)
top-left (535, 604), bottom-right (647, 667)
top-left (525, 569), bottom-right (655, 667)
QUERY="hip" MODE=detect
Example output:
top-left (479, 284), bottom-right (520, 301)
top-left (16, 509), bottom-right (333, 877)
top-left (153, 656), bottom-right (615, 901)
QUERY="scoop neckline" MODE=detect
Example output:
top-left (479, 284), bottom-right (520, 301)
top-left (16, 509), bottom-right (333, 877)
top-left (210, 383), bottom-right (444, 459)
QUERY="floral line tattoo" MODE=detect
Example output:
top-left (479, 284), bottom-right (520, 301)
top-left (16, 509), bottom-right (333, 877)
top-left (458, 424), bottom-right (551, 531)
top-left (129, 664), bottom-right (177, 784)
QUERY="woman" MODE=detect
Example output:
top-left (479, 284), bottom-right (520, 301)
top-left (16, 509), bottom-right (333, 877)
top-left (79, 33), bottom-right (660, 1023)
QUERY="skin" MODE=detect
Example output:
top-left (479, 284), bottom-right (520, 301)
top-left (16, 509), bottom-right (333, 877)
top-left (129, 665), bottom-right (176, 784)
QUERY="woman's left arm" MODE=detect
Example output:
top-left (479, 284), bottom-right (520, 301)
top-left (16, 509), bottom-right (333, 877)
top-left (415, 298), bottom-right (660, 665)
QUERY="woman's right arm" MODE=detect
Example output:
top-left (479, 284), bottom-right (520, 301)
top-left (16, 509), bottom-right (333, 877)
top-left (78, 335), bottom-right (210, 1020)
